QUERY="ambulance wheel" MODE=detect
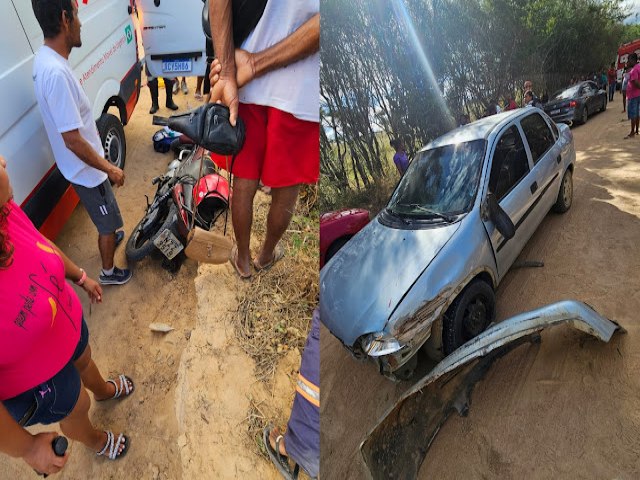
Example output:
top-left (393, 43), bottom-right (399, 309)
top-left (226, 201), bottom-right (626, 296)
top-left (97, 113), bottom-right (126, 171)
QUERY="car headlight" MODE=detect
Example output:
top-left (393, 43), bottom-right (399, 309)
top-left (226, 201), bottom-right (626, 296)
top-left (361, 332), bottom-right (403, 357)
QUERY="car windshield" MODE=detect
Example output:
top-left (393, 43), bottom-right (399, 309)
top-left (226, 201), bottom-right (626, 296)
top-left (552, 85), bottom-right (580, 100)
top-left (387, 139), bottom-right (486, 218)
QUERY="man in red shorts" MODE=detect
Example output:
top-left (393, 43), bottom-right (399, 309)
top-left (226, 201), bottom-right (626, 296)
top-left (208, 0), bottom-right (320, 279)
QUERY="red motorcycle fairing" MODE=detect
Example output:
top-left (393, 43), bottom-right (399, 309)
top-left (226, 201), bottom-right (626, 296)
top-left (172, 173), bottom-right (230, 234)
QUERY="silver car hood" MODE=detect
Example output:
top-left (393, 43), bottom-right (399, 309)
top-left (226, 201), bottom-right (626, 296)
top-left (320, 215), bottom-right (462, 346)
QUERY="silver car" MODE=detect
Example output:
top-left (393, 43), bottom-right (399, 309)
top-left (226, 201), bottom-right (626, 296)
top-left (320, 108), bottom-right (575, 380)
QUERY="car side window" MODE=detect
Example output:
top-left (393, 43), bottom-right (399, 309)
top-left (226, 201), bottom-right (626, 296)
top-left (488, 126), bottom-right (530, 202)
top-left (520, 113), bottom-right (555, 165)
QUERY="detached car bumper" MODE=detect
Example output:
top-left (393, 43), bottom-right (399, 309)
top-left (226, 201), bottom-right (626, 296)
top-left (361, 300), bottom-right (625, 479)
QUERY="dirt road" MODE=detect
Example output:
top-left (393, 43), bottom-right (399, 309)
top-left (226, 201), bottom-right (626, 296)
top-left (0, 79), bottom-right (299, 479)
top-left (321, 101), bottom-right (640, 479)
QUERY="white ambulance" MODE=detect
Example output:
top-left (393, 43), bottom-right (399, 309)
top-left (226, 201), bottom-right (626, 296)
top-left (1, 0), bottom-right (141, 239)
top-left (135, 0), bottom-right (207, 79)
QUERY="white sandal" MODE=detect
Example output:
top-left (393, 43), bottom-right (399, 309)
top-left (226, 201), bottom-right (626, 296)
top-left (96, 431), bottom-right (129, 460)
top-left (102, 374), bottom-right (135, 400)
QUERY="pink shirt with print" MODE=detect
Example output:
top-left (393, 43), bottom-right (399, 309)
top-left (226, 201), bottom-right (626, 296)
top-left (627, 64), bottom-right (640, 100)
top-left (0, 200), bottom-right (82, 400)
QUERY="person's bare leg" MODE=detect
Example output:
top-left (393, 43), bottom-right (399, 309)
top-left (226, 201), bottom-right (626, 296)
top-left (73, 345), bottom-right (132, 401)
top-left (255, 185), bottom-right (300, 267)
top-left (195, 76), bottom-right (203, 94)
top-left (59, 388), bottom-right (125, 455)
top-left (98, 233), bottom-right (116, 270)
top-left (231, 177), bottom-right (260, 276)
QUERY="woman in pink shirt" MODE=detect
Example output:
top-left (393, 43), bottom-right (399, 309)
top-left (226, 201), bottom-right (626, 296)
top-left (0, 156), bottom-right (133, 474)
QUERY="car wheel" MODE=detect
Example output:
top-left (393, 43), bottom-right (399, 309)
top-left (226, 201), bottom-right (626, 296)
top-left (97, 113), bottom-right (126, 170)
top-left (442, 279), bottom-right (495, 356)
top-left (325, 235), bottom-right (352, 264)
top-left (553, 168), bottom-right (573, 213)
top-left (579, 106), bottom-right (588, 124)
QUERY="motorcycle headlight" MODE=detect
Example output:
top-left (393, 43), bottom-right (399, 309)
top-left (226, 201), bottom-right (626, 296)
top-left (361, 332), bottom-right (403, 357)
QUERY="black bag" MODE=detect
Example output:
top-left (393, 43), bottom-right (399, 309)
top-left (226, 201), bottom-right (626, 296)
top-left (202, 0), bottom-right (268, 47)
top-left (164, 104), bottom-right (245, 156)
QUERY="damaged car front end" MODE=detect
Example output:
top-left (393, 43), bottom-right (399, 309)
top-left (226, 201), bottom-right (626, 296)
top-left (360, 300), bottom-right (625, 480)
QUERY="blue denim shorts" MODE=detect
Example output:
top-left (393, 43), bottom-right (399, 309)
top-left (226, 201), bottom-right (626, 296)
top-left (628, 96), bottom-right (640, 120)
top-left (3, 317), bottom-right (89, 426)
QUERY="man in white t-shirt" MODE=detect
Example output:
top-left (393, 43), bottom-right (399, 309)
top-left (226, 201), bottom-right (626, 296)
top-left (208, 0), bottom-right (320, 280)
top-left (32, 0), bottom-right (131, 285)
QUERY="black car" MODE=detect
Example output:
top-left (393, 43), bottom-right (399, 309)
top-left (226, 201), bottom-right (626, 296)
top-left (543, 81), bottom-right (607, 126)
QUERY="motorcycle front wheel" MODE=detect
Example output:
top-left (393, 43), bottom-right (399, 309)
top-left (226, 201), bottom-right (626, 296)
top-left (126, 202), bottom-right (177, 261)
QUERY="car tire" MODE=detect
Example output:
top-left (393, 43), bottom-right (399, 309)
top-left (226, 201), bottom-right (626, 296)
top-left (580, 106), bottom-right (588, 124)
top-left (97, 113), bottom-right (126, 171)
top-left (553, 168), bottom-right (573, 214)
top-left (442, 279), bottom-right (496, 356)
top-left (325, 235), bottom-right (352, 264)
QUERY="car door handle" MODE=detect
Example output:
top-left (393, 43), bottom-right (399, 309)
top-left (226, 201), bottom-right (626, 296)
top-left (556, 155), bottom-right (561, 164)
top-left (530, 181), bottom-right (538, 194)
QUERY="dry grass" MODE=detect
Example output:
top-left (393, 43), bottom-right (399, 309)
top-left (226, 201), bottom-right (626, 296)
top-left (233, 183), bottom-right (319, 381)
top-left (245, 396), bottom-right (270, 458)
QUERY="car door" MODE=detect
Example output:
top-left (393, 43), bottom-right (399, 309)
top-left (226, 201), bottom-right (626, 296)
top-left (586, 82), bottom-right (599, 112)
top-left (481, 123), bottom-right (536, 279)
top-left (518, 112), bottom-right (562, 235)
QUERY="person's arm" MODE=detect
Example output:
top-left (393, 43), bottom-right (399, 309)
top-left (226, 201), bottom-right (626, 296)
top-left (209, 0), bottom-right (239, 125)
top-left (632, 69), bottom-right (640, 89)
top-left (60, 130), bottom-right (124, 186)
top-left (45, 239), bottom-right (102, 304)
top-left (210, 14), bottom-right (320, 91)
top-left (0, 404), bottom-right (68, 474)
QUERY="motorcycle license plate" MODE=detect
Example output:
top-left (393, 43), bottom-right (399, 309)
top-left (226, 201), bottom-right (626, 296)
top-left (162, 58), bottom-right (192, 73)
top-left (153, 229), bottom-right (184, 259)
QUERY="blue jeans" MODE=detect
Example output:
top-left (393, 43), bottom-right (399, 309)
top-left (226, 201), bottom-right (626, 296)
top-left (609, 83), bottom-right (616, 101)
top-left (3, 317), bottom-right (89, 426)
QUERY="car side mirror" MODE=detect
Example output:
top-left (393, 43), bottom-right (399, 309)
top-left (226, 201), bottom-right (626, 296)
top-left (487, 193), bottom-right (515, 240)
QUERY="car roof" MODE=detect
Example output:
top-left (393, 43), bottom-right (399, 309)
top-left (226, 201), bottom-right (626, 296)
top-left (422, 108), bottom-right (540, 151)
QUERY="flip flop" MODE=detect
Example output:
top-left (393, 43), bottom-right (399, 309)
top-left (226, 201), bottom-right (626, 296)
top-left (253, 244), bottom-right (285, 272)
top-left (96, 431), bottom-right (129, 460)
top-left (229, 245), bottom-right (252, 280)
top-left (98, 374), bottom-right (135, 401)
top-left (263, 425), bottom-right (299, 480)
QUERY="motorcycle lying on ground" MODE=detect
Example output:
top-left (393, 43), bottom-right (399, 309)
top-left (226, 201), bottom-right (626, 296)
top-left (125, 104), bottom-right (245, 272)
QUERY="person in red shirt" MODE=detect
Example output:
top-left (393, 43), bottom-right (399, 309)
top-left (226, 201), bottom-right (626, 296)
top-left (607, 62), bottom-right (617, 102)
top-left (504, 95), bottom-right (518, 110)
top-left (625, 53), bottom-right (640, 138)
top-left (0, 156), bottom-right (134, 475)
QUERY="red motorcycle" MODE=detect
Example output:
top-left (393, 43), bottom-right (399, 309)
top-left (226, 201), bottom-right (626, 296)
top-left (126, 104), bottom-right (244, 271)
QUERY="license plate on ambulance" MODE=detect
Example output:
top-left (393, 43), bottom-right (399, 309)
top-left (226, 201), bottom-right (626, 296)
top-left (153, 228), bottom-right (184, 259)
top-left (162, 58), bottom-right (192, 73)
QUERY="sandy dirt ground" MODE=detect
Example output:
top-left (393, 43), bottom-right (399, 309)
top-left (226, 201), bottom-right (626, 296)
top-left (321, 100), bottom-right (640, 479)
top-left (0, 79), bottom-right (300, 479)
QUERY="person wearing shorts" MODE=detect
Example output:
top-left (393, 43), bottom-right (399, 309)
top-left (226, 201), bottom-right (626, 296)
top-left (32, 0), bottom-right (131, 285)
top-left (209, 0), bottom-right (320, 279)
top-left (625, 53), bottom-right (640, 139)
top-left (0, 155), bottom-right (134, 475)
